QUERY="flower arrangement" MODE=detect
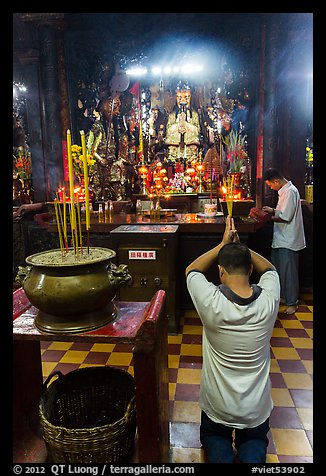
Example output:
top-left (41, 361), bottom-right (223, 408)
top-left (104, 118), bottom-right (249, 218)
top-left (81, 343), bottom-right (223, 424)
top-left (167, 172), bottom-right (189, 192)
top-left (222, 130), bottom-right (248, 173)
top-left (13, 147), bottom-right (32, 179)
top-left (71, 143), bottom-right (96, 182)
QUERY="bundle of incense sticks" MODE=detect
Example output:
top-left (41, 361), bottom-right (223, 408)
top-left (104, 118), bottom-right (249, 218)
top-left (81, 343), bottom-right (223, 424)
top-left (223, 175), bottom-right (235, 217)
top-left (53, 129), bottom-right (93, 257)
top-left (54, 196), bottom-right (83, 257)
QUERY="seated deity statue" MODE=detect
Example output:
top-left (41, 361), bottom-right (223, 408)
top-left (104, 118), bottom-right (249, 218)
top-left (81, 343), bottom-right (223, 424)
top-left (165, 84), bottom-right (200, 163)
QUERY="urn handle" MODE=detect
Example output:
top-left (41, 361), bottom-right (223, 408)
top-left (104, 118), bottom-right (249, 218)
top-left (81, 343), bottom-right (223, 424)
top-left (108, 263), bottom-right (132, 289)
top-left (15, 265), bottom-right (32, 287)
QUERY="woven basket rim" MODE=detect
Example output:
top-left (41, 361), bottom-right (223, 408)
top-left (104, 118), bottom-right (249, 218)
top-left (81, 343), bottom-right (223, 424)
top-left (41, 365), bottom-right (134, 395)
top-left (39, 396), bottom-right (136, 432)
top-left (42, 365), bottom-right (133, 383)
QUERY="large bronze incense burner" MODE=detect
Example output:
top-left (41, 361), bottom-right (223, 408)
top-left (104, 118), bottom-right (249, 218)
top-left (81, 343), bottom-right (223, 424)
top-left (22, 247), bottom-right (132, 334)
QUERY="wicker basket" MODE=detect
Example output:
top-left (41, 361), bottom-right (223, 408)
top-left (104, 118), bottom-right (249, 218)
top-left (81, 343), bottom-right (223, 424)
top-left (39, 366), bottom-right (136, 463)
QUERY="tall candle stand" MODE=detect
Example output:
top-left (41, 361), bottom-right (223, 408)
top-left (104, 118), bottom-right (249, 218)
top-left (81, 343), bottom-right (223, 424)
top-left (138, 162), bottom-right (148, 195)
top-left (196, 161), bottom-right (205, 193)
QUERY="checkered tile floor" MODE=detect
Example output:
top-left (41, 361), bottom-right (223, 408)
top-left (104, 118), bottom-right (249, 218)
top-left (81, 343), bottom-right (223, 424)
top-left (40, 293), bottom-right (313, 464)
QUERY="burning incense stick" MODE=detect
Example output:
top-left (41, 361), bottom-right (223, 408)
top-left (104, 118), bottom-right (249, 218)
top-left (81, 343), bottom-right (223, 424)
top-left (56, 199), bottom-right (66, 251)
top-left (87, 230), bottom-right (90, 254)
top-left (80, 130), bottom-right (91, 234)
top-left (76, 200), bottom-right (83, 254)
top-left (54, 199), bottom-right (64, 255)
top-left (62, 192), bottom-right (68, 250)
top-left (67, 130), bottom-right (78, 254)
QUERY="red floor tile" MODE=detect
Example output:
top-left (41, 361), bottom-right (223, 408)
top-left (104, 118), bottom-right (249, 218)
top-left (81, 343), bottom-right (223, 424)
top-left (270, 337), bottom-right (294, 347)
top-left (83, 352), bottom-right (111, 364)
top-left (278, 360), bottom-right (307, 373)
top-left (41, 350), bottom-right (66, 361)
top-left (270, 373), bottom-right (287, 388)
top-left (69, 342), bottom-right (94, 351)
top-left (174, 383), bottom-right (200, 401)
top-left (296, 349), bottom-right (313, 360)
top-left (181, 334), bottom-right (202, 344)
top-left (270, 407), bottom-right (303, 429)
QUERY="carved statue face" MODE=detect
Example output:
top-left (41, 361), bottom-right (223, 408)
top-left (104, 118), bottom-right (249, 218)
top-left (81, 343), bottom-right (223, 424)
top-left (176, 89), bottom-right (191, 108)
top-left (93, 109), bottom-right (101, 120)
top-left (101, 96), bottom-right (121, 121)
top-left (120, 134), bottom-right (129, 148)
top-left (151, 108), bottom-right (159, 120)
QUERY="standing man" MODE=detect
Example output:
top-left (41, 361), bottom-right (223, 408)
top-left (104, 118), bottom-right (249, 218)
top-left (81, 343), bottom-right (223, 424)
top-left (262, 168), bottom-right (306, 315)
top-left (186, 216), bottom-right (280, 463)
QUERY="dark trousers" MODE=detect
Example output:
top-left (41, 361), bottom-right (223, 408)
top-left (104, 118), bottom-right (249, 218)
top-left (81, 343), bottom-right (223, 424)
top-left (200, 411), bottom-right (270, 463)
top-left (271, 247), bottom-right (300, 306)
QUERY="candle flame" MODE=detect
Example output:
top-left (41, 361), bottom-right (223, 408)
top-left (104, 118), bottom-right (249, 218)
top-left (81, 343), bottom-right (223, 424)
top-left (139, 166), bottom-right (148, 174)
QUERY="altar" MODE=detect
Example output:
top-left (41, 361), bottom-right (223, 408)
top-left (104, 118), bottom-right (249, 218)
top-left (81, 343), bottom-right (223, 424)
top-left (39, 210), bottom-right (257, 327)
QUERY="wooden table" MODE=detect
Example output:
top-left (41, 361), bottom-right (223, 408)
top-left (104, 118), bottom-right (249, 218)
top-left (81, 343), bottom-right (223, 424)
top-left (13, 287), bottom-right (169, 464)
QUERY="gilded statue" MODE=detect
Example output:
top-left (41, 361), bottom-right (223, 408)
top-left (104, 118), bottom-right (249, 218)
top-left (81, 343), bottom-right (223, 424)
top-left (165, 84), bottom-right (200, 162)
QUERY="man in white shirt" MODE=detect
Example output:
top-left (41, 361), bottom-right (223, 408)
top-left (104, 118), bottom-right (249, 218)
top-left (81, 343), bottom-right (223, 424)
top-left (186, 216), bottom-right (280, 463)
top-left (262, 168), bottom-right (306, 315)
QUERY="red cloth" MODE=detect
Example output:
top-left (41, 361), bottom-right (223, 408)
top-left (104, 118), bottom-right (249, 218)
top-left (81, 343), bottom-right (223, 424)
top-left (129, 82), bottom-right (140, 97)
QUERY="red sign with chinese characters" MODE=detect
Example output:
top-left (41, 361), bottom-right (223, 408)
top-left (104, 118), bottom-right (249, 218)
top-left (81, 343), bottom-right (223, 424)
top-left (128, 250), bottom-right (156, 260)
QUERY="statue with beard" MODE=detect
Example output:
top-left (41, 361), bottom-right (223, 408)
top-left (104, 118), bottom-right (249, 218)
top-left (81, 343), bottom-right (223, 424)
top-left (165, 83), bottom-right (200, 163)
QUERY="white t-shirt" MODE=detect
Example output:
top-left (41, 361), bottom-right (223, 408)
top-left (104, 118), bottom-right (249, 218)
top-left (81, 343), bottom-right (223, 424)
top-left (273, 181), bottom-right (306, 251)
top-left (186, 269), bottom-right (280, 429)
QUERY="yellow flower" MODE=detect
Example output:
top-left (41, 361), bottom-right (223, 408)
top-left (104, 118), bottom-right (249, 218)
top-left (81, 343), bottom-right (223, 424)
top-left (71, 144), bottom-right (82, 153)
top-left (71, 144), bottom-right (97, 179)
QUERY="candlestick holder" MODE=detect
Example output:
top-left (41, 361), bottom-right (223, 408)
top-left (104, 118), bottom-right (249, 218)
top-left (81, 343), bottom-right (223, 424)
top-left (138, 162), bottom-right (148, 195)
top-left (196, 162), bottom-right (205, 193)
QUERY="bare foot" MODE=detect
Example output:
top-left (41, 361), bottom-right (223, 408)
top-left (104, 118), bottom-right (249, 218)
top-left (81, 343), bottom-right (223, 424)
top-left (284, 305), bottom-right (298, 315)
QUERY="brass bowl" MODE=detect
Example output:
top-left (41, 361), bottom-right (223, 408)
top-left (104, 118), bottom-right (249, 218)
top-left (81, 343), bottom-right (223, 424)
top-left (23, 247), bottom-right (132, 334)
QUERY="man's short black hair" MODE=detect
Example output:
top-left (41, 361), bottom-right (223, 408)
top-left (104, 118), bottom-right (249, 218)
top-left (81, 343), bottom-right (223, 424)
top-left (218, 242), bottom-right (252, 275)
top-left (263, 168), bottom-right (283, 181)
